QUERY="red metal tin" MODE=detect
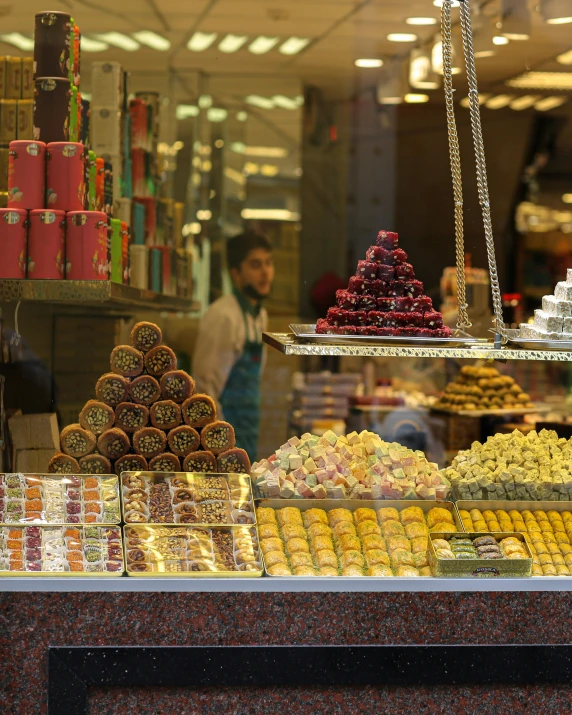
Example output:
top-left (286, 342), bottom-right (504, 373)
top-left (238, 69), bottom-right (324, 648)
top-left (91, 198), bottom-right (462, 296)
top-left (27, 209), bottom-right (66, 278)
top-left (46, 141), bottom-right (84, 211)
top-left (0, 208), bottom-right (28, 278)
top-left (34, 11), bottom-right (72, 79)
top-left (129, 98), bottom-right (147, 150)
top-left (65, 210), bottom-right (109, 280)
top-left (8, 140), bottom-right (46, 210)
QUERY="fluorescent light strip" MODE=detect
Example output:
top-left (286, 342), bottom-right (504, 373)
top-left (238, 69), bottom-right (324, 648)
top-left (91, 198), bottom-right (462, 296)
top-left (535, 96), bottom-right (567, 110)
top-left (507, 71), bottom-right (572, 89)
top-left (80, 37), bottom-right (109, 52)
top-left (0, 33), bottom-right (34, 51)
top-left (406, 17), bottom-right (438, 25)
top-left (272, 95), bottom-right (299, 109)
top-left (387, 33), bottom-right (418, 42)
top-left (248, 36), bottom-right (279, 54)
top-left (557, 49), bottom-right (572, 64)
top-left (187, 32), bottom-right (218, 52)
top-left (355, 58), bottom-right (383, 68)
top-left (224, 167), bottom-right (247, 186)
top-left (132, 31), bottom-right (170, 51)
top-left (176, 104), bottom-right (199, 119)
top-left (231, 143), bottom-right (288, 158)
top-left (94, 32), bottom-right (140, 51)
top-left (510, 95), bottom-right (540, 110)
top-left (219, 34), bottom-right (248, 53)
top-left (245, 95), bottom-right (275, 109)
top-left (405, 93), bottom-right (429, 103)
top-left (493, 35), bottom-right (510, 45)
top-left (241, 208), bottom-right (299, 221)
top-left (279, 37), bottom-right (310, 55)
top-left (485, 94), bottom-right (513, 109)
top-left (207, 107), bottom-right (228, 122)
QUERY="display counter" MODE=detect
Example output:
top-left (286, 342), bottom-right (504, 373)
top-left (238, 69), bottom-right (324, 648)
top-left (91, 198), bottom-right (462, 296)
top-left (3, 579), bottom-right (572, 714)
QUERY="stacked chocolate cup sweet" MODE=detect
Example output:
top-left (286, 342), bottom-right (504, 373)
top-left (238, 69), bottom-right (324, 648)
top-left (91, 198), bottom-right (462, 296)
top-left (316, 230), bottom-right (452, 338)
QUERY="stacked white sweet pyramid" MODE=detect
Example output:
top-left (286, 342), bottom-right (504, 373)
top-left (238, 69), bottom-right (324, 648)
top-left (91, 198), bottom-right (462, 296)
top-left (520, 269), bottom-right (572, 340)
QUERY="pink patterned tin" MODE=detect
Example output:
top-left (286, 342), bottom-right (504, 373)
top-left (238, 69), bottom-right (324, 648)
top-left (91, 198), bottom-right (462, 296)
top-left (7, 140), bottom-right (46, 210)
top-left (27, 209), bottom-right (66, 278)
top-left (65, 210), bottom-right (109, 280)
top-left (46, 141), bottom-right (85, 211)
top-left (0, 208), bottom-right (28, 278)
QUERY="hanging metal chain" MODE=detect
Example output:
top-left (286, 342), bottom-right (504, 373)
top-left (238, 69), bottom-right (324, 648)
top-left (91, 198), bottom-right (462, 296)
top-left (458, 0), bottom-right (506, 339)
top-left (441, 0), bottom-right (471, 331)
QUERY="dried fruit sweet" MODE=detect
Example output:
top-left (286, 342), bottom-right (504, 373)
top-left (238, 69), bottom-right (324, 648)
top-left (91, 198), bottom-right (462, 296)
top-left (182, 394), bottom-right (217, 428)
top-left (160, 370), bottom-right (196, 403)
top-left (144, 345), bottom-right (177, 377)
top-left (97, 428), bottom-right (130, 460)
top-left (79, 401), bottom-right (115, 435)
top-left (201, 421), bottom-right (236, 455)
top-left (133, 427), bottom-right (167, 458)
top-left (150, 400), bottom-right (181, 430)
top-left (167, 425), bottom-right (200, 457)
top-left (48, 453), bottom-right (80, 474)
top-left (115, 402), bottom-right (149, 432)
top-left (60, 424), bottom-right (96, 458)
top-left (183, 451), bottom-right (217, 473)
top-left (95, 373), bottom-right (129, 407)
top-left (79, 454), bottom-right (112, 474)
top-left (110, 345), bottom-right (144, 377)
top-left (130, 321), bottom-right (162, 352)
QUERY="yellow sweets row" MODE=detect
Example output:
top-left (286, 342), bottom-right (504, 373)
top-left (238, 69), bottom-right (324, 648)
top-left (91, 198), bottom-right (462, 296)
top-left (460, 507), bottom-right (572, 577)
top-left (257, 505), bottom-right (458, 577)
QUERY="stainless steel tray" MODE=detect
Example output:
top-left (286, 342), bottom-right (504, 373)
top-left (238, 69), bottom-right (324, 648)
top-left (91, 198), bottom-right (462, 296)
top-left (290, 324), bottom-right (484, 347)
top-left (505, 328), bottom-right (572, 352)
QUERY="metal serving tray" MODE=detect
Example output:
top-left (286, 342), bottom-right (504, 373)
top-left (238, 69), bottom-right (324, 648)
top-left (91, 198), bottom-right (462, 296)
top-left (290, 324), bottom-right (484, 348)
top-left (256, 499), bottom-right (463, 577)
top-left (0, 472), bottom-right (121, 525)
top-left (123, 524), bottom-right (263, 578)
top-left (120, 472), bottom-right (255, 527)
top-left (428, 532), bottom-right (533, 578)
top-left (505, 328), bottom-right (572, 352)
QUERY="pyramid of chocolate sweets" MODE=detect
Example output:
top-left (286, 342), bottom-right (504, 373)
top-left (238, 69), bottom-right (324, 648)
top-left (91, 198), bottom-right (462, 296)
top-left (316, 230), bottom-right (452, 337)
top-left (46, 322), bottom-right (251, 477)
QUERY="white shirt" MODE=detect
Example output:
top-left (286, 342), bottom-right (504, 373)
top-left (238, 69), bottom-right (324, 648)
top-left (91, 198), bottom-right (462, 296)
top-left (192, 293), bottom-right (268, 415)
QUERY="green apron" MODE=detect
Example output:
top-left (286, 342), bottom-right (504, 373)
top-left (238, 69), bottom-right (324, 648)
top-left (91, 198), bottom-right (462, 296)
top-left (220, 292), bottom-right (263, 462)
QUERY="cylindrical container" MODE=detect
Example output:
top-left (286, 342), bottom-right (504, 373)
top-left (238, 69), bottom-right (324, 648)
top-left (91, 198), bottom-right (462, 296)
top-left (73, 24), bottom-right (81, 87)
top-left (0, 208), bottom-right (28, 278)
top-left (103, 159), bottom-right (113, 215)
top-left (86, 150), bottom-right (97, 209)
top-left (174, 202), bottom-right (184, 249)
top-left (149, 247), bottom-right (162, 293)
top-left (8, 141), bottom-right (46, 210)
top-left (66, 210), bottom-right (109, 280)
top-left (69, 85), bottom-right (79, 142)
top-left (130, 244), bottom-right (148, 289)
top-left (132, 200), bottom-right (145, 245)
top-left (21, 58), bottom-right (34, 99)
top-left (90, 106), bottom-right (121, 155)
top-left (129, 99), bottom-right (147, 150)
top-left (0, 147), bottom-right (8, 192)
top-left (95, 157), bottom-right (104, 211)
top-left (80, 98), bottom-right (90, 147)
top-left (34, 78), bottom-right (71, 143)
top-left (46, 142), bottom-right (85, 211)
top-left (135, 91), bottom-right (159, 142)
top-left (91, 62), bottom-right (122, 107)
top-left (133, 196), bottom-right (156, 245)
top-left (0, 99), bottom-right (17, 143)
top-left (102, 154), bottom-right (122, 201)
top-left (27, 209), bottom-right (65, 279)
top-left (5, 57), bottom-right (21, 100)
top-left (157, 247), bottom-right (174, 296)
top-left (121, 221), bottom-right (130, 283)
top-left (131, 148), bottom-right (146, 196)
top-left (123, 156), bottom-right (132, 198)
top-left (110, 217), bottom-right (122, 282)
top-left (34, 11), bottom-right (72, 79)
top-left (115, 197), bottom-right (131, 224)
top-left (16, 100), bottom-right (34, 140)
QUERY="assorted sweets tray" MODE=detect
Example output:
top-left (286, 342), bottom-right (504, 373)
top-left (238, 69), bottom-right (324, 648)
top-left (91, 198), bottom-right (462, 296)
top-left (458, 501), bottom-right (572, 577)
top-left (0, 473), bottom-right (121, 524)
top-left (290, 324), bottom-right (480, 347)
top-left (123, 524), bottom-right (262, 577)
top-left (256, 499), bottom-right (462, 578)
top-left (120, 472), bottom-right (255, 526)
top-left (428, 532), bottom-right (532, 578)
top-left (0, 525), bottom-right (124, 576)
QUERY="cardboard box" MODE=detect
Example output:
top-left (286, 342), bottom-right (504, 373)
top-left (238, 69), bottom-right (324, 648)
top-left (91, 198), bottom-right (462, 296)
top-left (15, 448), bottom-right (57, 473)
top-left (9, 413), bottom-right (59, 450)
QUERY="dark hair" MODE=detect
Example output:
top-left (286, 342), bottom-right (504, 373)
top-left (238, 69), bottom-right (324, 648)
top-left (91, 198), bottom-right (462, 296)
top-left (227, 232), bottom-right (272, 271)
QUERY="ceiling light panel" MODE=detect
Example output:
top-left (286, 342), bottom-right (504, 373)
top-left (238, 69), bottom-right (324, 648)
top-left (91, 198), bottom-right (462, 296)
top-left (0, 33), bottom-right (34, 51)
top-left (535, 96), bottom-right (567, 110)
top-left (80, 37), bottom-right (109, 52)
top-left (355, 58), bottom-right (383, 68)
top-left (507, 71), bottom-right (572, 89)
top-left (405, 93), bottom-right (429, 103)
top-left (541, 0), bottom-right (572, 24)
top-left (94, 32), bottom-right (140, 51)
top-left (510, 95), bottom-right (540, 110)
top-left (187, 32), bottom-right (218, 52)
top-left (493, 35), bottom-right (510, 45)
top-left (245, 95), bottom-right (275, 109)
top-left (219, 34), bottom-right (248, 53)
top-left (485, 94), bottom-right (513, 109)
top-left (406, 17), bottom-right (438, 26)
top-left (557, 49), bottom-right (572, 64)
top-left (387, 33), bottom-right (418, 42)
top-left (132, 31), bottom-right (170, 51)
top-left (279, 37), bottom-right (310, 55)
top-left (248, 36), bottom-right (279, 54)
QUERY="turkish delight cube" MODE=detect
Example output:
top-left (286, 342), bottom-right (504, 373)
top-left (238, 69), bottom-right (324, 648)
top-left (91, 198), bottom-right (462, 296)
top-left (534, 309), bottom-right (563, 333)
top-left (376, 230), bottom-right (399, 249)
top-left (555, 282), bottom-right (572, 301)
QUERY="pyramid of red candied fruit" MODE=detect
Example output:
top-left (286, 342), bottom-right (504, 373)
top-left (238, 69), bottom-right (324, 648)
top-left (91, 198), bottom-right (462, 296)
top-left (316, 230), bottom-right (452, 338)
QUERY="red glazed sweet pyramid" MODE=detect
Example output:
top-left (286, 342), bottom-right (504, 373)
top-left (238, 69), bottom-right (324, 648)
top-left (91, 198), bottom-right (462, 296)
top-left (316, 230), bottom-right (452, 337)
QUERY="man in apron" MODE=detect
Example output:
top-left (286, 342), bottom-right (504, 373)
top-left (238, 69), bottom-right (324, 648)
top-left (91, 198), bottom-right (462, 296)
top-left (193, 232), bottom-right (274, 462)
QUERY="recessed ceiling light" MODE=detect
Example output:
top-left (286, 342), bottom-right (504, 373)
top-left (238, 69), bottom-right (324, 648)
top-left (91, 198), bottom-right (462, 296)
top-left (406, 17), bottom-right (438, 25)
top-left (80, 37), bottom-right (109, 52)
top-left (234, 145), bottom-right (288, 158)
top-left (507, 71), bottom-right (572, 89)
top-left (504, 33), bottom-right (530, 40)
top-left (132, 31), bottom-right (170, 51)
top-left (510, 95), bottom-right (540, 110)
top-left (237, 111), bottom-right (248, 121)
top-left (218, 34), bottom-right (248, 53)
top-left (535, 96), bottom-right (567, 110)
top-left (409, 48), bottom-right (440, 89)
top-left (176, 105), bottom-right (199, 119)
top-left (245, 95), bottom-right (275, 109)
top-left (0, 33), bottom-right (35, 51)
top-left (387, 33), bottom-right (418, 42)
top-left (557, 49), bottom-right (572, 64)
top-left (485, 94), bottom-right (513, 109)
top-left (260, 164), bottom-right (279, 177)
top-left (94, 32), bottom-right (140, 51)
top-left (493, 35), bottom-right (510, 45)
top-left (187, 32), bottom-right (218, 52)
top-left (198, 95), bottom-right (213, 109)
top-left (563, 193), bottom-right (572, 203)
top-left (248, 36), bottom-right (279, 54)
top-left (405, 93), bottom-right (429, 103)
top-left (278, 37), bottom-right (310, 55)
top-left (546, 16), bottom-right (572, 23)
top-left (207, 107), bottom-right (228, 122)
top-left (355, 58), bottom-right (383, 68)
top-left (241, 208), bottom-right (299, 221)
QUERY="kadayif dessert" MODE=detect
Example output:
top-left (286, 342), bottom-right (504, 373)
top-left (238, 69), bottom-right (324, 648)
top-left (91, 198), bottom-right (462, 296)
top-left (316, 230), bottom-right (451, 338)
top-left (519, 269), bottom-right (572, 340)
top-left (252, 430), bottom-right (450, 501)
top-left (434, 365), bottom-right (533, 412)
top-left (443, 429), bottom-right (572, 501)
top-left (48, 322), bottom-right (251, 476)
top-left (257, 504), bottom-right (458, 577)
